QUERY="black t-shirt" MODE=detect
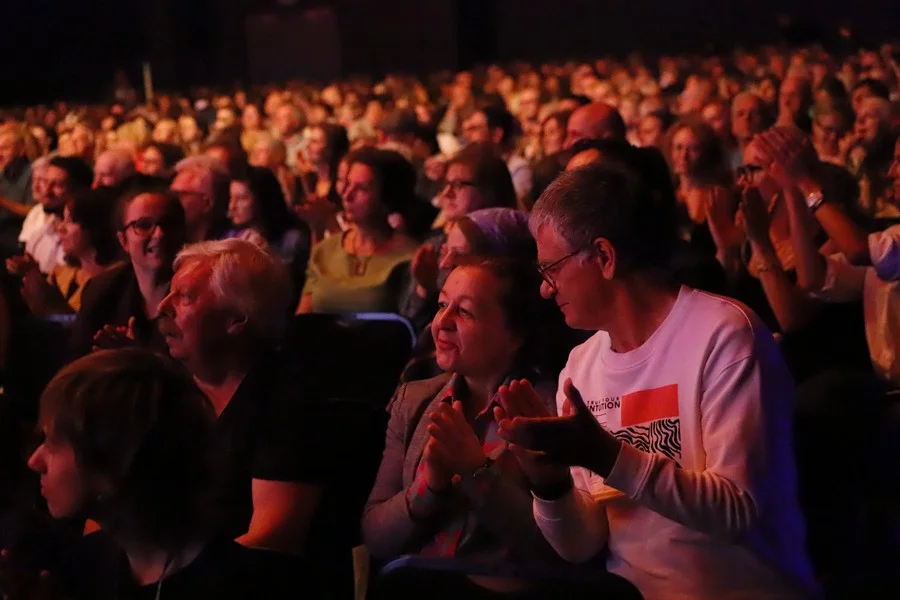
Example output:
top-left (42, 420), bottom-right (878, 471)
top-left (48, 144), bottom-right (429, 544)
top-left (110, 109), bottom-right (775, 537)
top-left (211, 355), bottom-right (335, 540)
top-left (62, 534), bottom-right (304, 600)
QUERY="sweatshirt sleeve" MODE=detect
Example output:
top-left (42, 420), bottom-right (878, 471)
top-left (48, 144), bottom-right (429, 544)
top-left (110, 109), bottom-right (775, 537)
top-left (603, 326), bottom-right (780, 540)
top-left (532, 471), bottom-right (610, 564)
top-left (530, 362), bottom-right (610, 563)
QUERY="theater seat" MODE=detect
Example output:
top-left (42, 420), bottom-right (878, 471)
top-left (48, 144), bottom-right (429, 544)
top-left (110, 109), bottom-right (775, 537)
top-left (284, 312), bottom-right (416, 409)
top-left (371, 555), bottom-right (643, 599)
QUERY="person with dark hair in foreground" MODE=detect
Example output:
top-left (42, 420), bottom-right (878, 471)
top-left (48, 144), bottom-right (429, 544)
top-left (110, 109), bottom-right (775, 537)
top-left (25, 348), bottom-right (301, 599)
top-left (493, 163), bottom-right (819, 599)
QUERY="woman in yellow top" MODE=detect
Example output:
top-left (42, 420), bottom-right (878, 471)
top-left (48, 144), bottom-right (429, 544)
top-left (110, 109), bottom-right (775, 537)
top-left (296, 148), bottom-right (424, 314)
top-left (8, 187), bottom-right (121, 315)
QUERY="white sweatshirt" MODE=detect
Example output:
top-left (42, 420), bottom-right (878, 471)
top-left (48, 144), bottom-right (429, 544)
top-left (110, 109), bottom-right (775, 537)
top-left (533, 287), bottom-right (819, 600)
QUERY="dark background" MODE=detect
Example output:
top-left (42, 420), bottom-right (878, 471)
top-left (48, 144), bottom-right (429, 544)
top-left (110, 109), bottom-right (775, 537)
top-left (0, 0), bottom-right (897, 106)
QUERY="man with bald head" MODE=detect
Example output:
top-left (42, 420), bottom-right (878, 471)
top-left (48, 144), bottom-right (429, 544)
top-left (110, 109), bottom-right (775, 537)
top-left (563, 102), bottom-right (626, 149)
top-left (92, 148), bottom-right (135, 189)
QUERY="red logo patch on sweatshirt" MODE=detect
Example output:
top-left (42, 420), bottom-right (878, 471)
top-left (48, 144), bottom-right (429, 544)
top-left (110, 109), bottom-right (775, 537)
top-left (621, 384), bottom-right (679, 426)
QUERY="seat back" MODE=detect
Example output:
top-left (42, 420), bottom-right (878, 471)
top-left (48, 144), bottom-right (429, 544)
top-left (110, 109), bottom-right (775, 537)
top-left (285, 313), bottom-right (415, 409)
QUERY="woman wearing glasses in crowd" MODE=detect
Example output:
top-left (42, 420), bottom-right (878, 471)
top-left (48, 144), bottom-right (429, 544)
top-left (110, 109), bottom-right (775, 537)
top-left (365, 258), bottom-right (590, 599)
top-left (401, 142), bottom-right (518, 332)
top-left (69, 179), bottom-right (186, 358)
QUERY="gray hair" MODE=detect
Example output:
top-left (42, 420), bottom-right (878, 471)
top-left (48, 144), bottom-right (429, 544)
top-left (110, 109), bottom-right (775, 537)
top-left (97, 148), bottom-right (136, 176)
top-left (174, 239), bottom-right (291, 343)
top-left (529, 162), bottom-right (678, 274)
top-left (175, 155), bottom-right (229, 178)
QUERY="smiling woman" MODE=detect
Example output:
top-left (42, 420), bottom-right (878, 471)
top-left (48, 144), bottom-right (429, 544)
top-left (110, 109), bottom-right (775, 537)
top-left (68, 179), bottom-right (186, 359)
top-left (363, 258), bottom-right (572, 597)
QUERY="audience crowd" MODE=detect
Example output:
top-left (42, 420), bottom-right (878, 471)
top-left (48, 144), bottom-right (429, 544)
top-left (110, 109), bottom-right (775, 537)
top-left (1, 39), bottom-right (900, 599)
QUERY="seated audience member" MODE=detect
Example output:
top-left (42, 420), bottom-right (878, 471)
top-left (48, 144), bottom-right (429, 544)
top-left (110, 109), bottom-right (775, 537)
top-left (850, 96), bottom-right (897, 216)
top-left (0, 123), bottom-right (35, 256)
top-left (138, 142), bottom-right (185, 180)
top-left (248, 132), bottom-right (296, 207)
top-left (27, 348), bottom-right (300, 599)
top-left (296, 123), bottom-right (349, 204)
top-left (19, 156), bottom-right (93, 274)
top-left (205, 137), bottom-right (249, 179)
top-left (461, 105), bottom-right (532, 203)
top-left (730, 92), bottom-right (768, 161)
top-left (364, 259), bottom-right (580, 598)
top-left (227, 167), bottom-right (310, 256)
top-left (297, 148), bottom-right (420, 314)
top-left (811, 105), bottom-right (849, 165)
top-left (563, 102), bottom-right (627, 148)
top-left (68, 180), bottom-right (185, 358)
top-left (92, 148), bottom-right (135, 189)
top-left (756, 128), bottom-right (900, 589)
top-left (538, 109), bottom-right (572, 160)
top-left (402, 207), bottom-right (540, 382)
top-left (10, 187), bottom-right (120, 315)
top-left (495, 163), bottom-right (819, 599)
top-left (403, 142), bottom-right (518, 331)
top-left (170, 155), bottom-right (231, 243)
top-left (156, 239), bottom-right (343, 592)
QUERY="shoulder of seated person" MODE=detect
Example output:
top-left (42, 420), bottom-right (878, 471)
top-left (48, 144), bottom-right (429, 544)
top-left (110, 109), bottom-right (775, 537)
top-left (391, 373), bottom-right (452, 412)
top-left (78, 262), bottom-right (132, 302)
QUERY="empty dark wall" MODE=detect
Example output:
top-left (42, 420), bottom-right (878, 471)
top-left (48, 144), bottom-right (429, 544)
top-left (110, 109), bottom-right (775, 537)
top-left (492, 0), bottom-right (900, 61)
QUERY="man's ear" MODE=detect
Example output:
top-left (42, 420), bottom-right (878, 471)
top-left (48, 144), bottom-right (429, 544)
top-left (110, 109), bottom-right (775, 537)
top-left (225, 312), bottom-right (248, 336)
top-left (117, 230), bottom-right (128, 253)
top-left (592, 237), bottom-right (617, 280)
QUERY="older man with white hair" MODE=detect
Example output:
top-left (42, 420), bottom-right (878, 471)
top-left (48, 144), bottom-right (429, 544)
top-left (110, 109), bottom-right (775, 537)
top-left (92, 147), bottom-right (135, 189)
top-left (170, 155), bottom-right (231, 242)
top-left (156, 238), bottom-right (333, 560)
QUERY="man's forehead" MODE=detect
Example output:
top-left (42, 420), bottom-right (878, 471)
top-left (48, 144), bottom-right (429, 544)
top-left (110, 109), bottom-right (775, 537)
top-left (174, 260), bottom-right (212, 287)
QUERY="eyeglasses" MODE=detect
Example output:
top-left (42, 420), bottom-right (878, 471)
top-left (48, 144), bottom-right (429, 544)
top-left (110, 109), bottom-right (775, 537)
top-left (537, 249), bottom-right (582, 291)
top-left (735, 164), bottom-right (764, 179)
top-left (442, 179), bottom-right (477, 194)
top-left (123, 216), bottom-right (182, 237)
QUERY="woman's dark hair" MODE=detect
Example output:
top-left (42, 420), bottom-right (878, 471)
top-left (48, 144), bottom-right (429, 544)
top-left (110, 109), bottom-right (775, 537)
top-left (347, 147), bottom-right (436, 238)
top-left (447, 142), bottom-right (518, 210)
top-left (66, 188), bottom-right (122, 266)
top-left (48, 156), bottom-right (93, 192)
top-left (313, 123), bottom-right (350, 174)
top-left (232, 166), bottom-right (296, 242)
top-left (454, 258), bottom-right (574, 377)
top-left (143, 142), bottom-right (185, 174)
top-left (39, 348), bottom-right (220, 550)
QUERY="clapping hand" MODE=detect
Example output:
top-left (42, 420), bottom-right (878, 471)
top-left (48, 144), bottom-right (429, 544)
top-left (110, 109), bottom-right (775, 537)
top-left (496, 379), bottom-right (622, 480)
top-left (91, 316), bottom-right (137, 352)
top-left (5, 254), bottom-right (39, 278)
top-left (426, 401), bottom-right (487, 477)
top-left (738, 186), bottom-right (773, 247)
top-left (411, 244), bottom-right (440, 296)
top-left (755, 127), bottom-right (821, 190)
top-left (703, 186), bottom-right (744, 257)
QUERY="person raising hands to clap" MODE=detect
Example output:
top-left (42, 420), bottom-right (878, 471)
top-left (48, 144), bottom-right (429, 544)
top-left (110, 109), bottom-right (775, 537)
top-left (363, 259), bottom-right (582, 599)
top-left (496, 158), bottom-right (818, 600)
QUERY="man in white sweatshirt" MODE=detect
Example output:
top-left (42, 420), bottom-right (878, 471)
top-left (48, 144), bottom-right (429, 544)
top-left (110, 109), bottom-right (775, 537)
top-left (494, 159), bottom-right (819, 600)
